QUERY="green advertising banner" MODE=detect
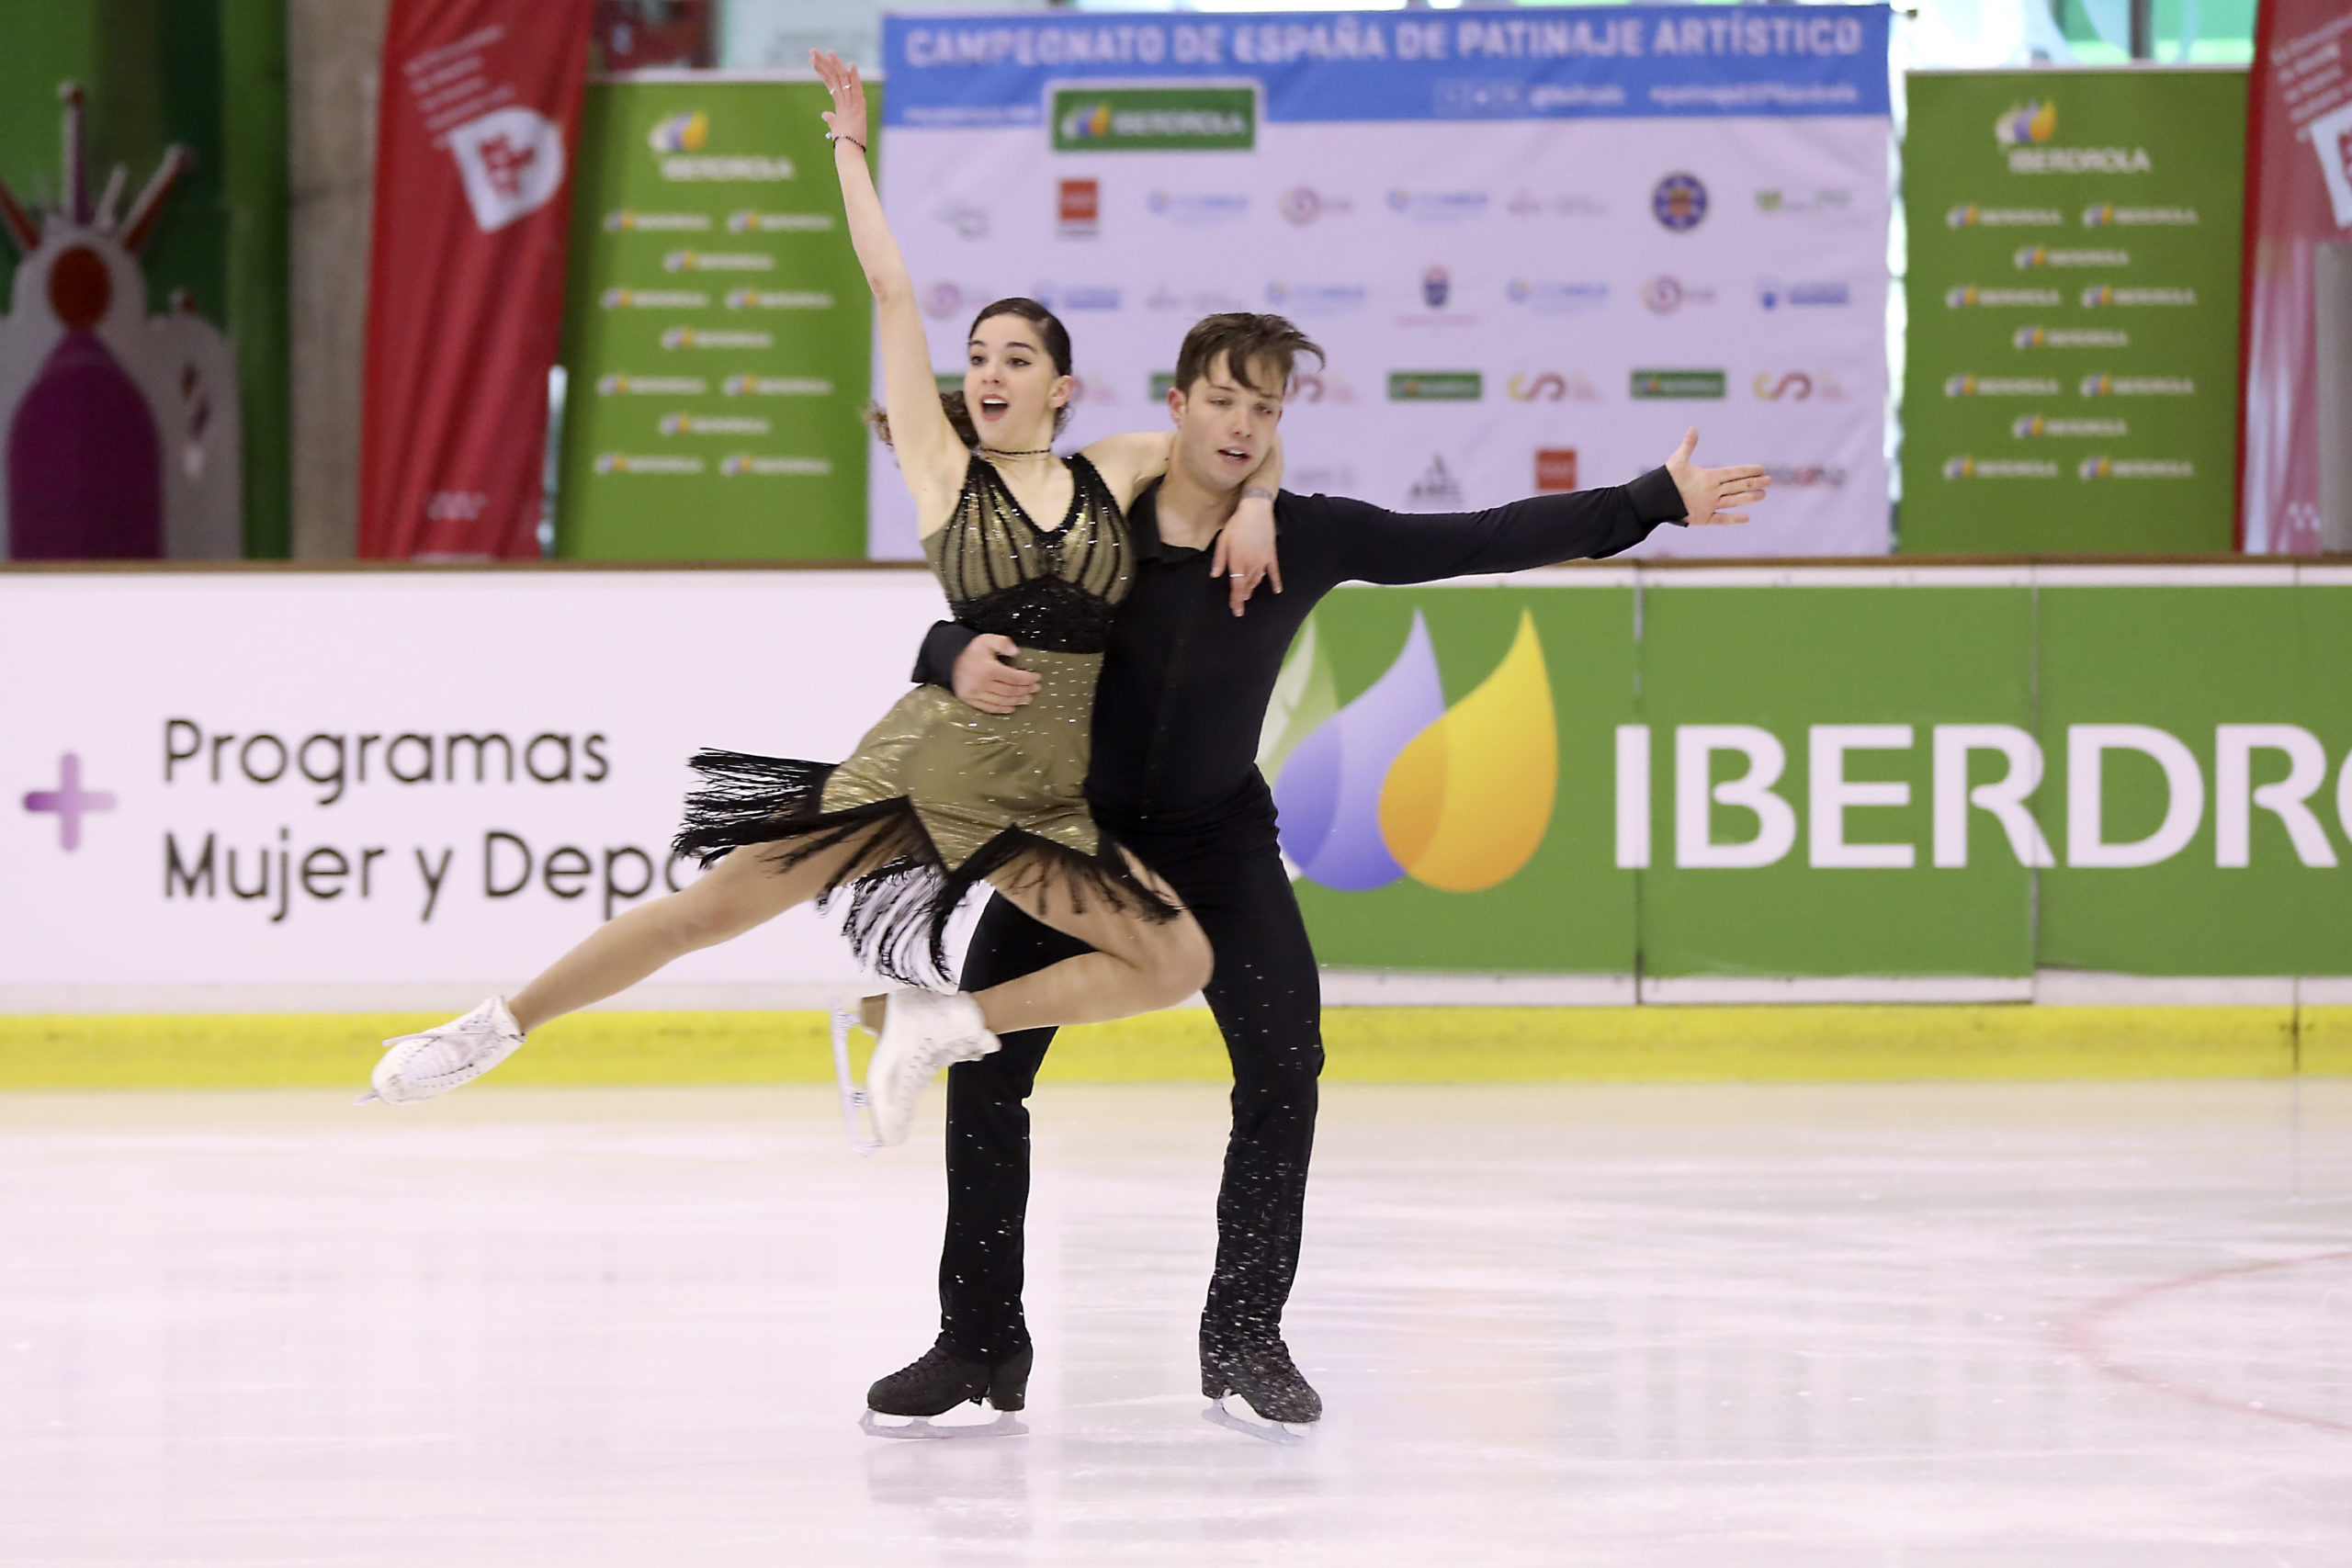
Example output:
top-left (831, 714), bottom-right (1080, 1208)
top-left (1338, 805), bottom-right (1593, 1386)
top-left (1273, 569), bottom-right (2352, 985)
top-left (1634, 583), bottom-right (2036, 979)
top-left (2035, 584), bottom-right (2352, 976)
top-left (1900, 70), bottom-right (2246, 556)
top-left (1267, 586), bottom-right (1638, 975)
top-left (554, 77), bottom-right (873, 560)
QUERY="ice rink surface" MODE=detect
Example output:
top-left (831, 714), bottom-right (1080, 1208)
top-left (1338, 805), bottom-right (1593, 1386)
top-left (2, 1078), bottom-right (2347, 1566)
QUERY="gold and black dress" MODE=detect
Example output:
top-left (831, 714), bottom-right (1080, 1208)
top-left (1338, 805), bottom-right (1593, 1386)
top-left (673, 452), bottom-right (1177, 983)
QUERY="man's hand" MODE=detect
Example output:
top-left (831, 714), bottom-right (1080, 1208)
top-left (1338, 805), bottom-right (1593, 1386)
top-left (953, 633), bottom-right (1040, 716)
top-left (1665, 429), bottom-right (1770, 526)
top-left (1210, 491), bottom-right (1283, 615)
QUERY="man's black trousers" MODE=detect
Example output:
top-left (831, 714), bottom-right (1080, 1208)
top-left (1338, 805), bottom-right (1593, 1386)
top-left (938, 798), bottom-right (1324, 1364)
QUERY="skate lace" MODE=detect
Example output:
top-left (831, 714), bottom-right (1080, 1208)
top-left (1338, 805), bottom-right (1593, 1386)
top-left (401, 1020), bottom-right (507, 1081)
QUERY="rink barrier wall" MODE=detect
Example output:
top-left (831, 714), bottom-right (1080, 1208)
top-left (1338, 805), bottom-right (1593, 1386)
top-left (2, 1004), bottom-right (2344, 1089)
top-left (15, 560), bottom-right (2352, 1001)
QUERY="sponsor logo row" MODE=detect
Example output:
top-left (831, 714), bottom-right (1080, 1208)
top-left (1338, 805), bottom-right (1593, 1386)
top-left (1111, 367), bottom-right (1850, 405)
top-left (576, 441), bottom-right (1844, 502)
top-left (602, 209), bottom-right (832, 233)
top-left (1945, 202), bottom-right (2197, 229)
top-left (917, 271), bottom-right (1856, 322)
top-left (1943, 374), bottom-right (2196, 398)
top-left (591, 453), bottom-right (833, 477)
top-left (1944, 285), bottom-right (2197, 308)
top-left (1933, 324), bottom-right (2171, 351)
top-left (587, 352), bottom-right (1855, 408)
top-left (1394, 451), bottom-right (1847, 511)
top-left (1941, 456), bottom-right (2196, 480)
top-left (1025, 172), bottom-right (1857, 238)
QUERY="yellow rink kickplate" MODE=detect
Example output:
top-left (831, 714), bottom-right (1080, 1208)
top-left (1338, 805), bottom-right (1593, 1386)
top-left (0, 1005), bottom-right (2324, 1090)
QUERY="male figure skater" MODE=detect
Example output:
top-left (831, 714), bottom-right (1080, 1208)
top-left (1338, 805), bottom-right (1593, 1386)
top-left (866, 313), bottom-right (1768, 1434)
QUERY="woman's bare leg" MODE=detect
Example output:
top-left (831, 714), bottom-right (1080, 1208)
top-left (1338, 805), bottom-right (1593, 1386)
top-left (968, 850), bottom-right (1214, 1034)
top-left (509, 832), bottom-right (886, 1032)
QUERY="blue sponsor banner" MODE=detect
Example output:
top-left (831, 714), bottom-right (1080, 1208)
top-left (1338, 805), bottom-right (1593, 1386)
top-left (882, 6), bottom-right (1890, 127)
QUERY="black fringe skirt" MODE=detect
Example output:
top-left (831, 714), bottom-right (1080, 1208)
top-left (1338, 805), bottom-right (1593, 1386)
top-left (671, 670), bottom-right (1180, 987)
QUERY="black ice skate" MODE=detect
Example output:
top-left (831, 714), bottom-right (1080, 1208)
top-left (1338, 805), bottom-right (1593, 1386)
top-left (860, 1339), bottom-right (1032, 1439)
top-left (1201, 1337), bottom-right (1321, 1445)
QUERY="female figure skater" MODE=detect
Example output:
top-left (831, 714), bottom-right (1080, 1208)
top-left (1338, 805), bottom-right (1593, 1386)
top-left (367, 52), bottom-right (1281, 1144)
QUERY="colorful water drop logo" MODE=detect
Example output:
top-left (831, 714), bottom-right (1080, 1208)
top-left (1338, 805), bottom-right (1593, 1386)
top-left (1994, 100), bottom-right (2057, 148)
top-left (1272, 614), bottom-right (1443, 890)
top-left (1256, 615), bottom-right (1340, 783)
top-left (648, 110), bottom-right (709, 154)
top-left (1059, 102), bottom-right (1114, 142)
top-left (1379, 613), bottom-right (1556, 892)
top-left (1266, 611), bottom-right (1557, 894)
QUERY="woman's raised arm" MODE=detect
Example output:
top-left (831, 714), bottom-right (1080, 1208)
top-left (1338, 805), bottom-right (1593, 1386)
top-left (814, 51), bottom-right (964, 516)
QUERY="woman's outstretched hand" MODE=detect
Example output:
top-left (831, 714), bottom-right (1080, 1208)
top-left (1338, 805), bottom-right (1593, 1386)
top-left (1211, 495), bottom-right (1282, 616)
top-left (811, 50), bottom-right (869, 146)
top-left (1665, 429), bottom-right (1770, 526)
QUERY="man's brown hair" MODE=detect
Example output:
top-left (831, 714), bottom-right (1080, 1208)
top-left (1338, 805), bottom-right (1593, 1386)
top-left (1172, 312), bottom-right (1325, 400)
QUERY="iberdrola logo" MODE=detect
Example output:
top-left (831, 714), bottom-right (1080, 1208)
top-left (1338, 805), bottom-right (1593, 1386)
top-left (1061, 102), bottom-right (1114, 141)
top-left (1994, 100), bottom-right (2056, 147)
top-left (648, 110), bottom-right (709, 153)
top-left (1259, 611), bottom-right (1556, 892)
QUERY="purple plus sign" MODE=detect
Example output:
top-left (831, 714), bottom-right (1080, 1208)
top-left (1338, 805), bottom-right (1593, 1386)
top-left (24, 752), bottom-right (117, 851)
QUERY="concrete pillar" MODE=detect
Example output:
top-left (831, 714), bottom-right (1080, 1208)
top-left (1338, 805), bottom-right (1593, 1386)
top-left (288, 0), bottom-right (389, 559)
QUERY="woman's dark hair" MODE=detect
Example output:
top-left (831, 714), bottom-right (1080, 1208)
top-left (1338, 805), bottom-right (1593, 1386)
top-left (869, 296), bottom-right (1074, 448)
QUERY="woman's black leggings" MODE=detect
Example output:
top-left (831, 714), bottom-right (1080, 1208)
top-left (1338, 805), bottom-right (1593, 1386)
top-left (938, 804), bottom-right (1324, 1365)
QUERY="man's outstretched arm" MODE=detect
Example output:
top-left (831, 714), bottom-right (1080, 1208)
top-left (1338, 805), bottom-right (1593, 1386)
top-left (1325, 429), bottom-right (1767, 585)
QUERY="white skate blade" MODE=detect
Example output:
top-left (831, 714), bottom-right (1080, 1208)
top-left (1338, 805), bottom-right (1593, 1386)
top-left (861, 1408), bottom-right (1027, 1440)
top-left (831, 1002), bottom-right (881, 1156)
top-left (355, 1026), bottom-right (403, 1104)
top-left (1204, 1396), bottom-right (1315, 1447)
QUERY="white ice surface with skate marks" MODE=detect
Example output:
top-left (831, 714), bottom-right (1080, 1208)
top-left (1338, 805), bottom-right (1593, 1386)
top-left (1, 1081), bottom-right (2348, 1566)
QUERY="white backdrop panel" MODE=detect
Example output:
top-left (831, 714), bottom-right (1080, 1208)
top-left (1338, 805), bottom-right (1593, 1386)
top-left (870, 6), bottom-right (1892, 558)
top-left (0, 571), bottom-right (949, 1007)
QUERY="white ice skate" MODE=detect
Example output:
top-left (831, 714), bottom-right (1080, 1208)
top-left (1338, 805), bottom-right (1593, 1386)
top-left (363, 997), bottom-right (526, 1105)
top-left (831, 988), bottom-right (1000, 1153)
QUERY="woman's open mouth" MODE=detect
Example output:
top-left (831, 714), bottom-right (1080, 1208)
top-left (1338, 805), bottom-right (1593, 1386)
top-left (978, 395), bottom-right (1009, 422)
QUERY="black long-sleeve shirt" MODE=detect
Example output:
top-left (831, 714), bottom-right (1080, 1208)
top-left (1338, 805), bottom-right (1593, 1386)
top-left (913, 467), bottom-right (1688, 822)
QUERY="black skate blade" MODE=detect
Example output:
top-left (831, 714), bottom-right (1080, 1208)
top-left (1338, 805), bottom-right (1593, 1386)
top-left (861, 1408), bottom-right (1028, 1441)
top-left (1203, 1396), bottom-right (1315, 1447)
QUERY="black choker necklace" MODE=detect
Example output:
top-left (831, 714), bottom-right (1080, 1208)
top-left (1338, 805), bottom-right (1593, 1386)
top-left (979, 446), bottom-right (1053, 458)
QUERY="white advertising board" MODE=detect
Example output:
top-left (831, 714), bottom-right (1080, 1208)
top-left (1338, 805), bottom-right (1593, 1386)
top-left (0, 570), bottom-right (949, 1010)
top-left (870, 6), bottom-right (1894, 559)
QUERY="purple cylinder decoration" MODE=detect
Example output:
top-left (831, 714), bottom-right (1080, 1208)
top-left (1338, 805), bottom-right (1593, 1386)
top-left (8, 330), bottom-right (164, 559)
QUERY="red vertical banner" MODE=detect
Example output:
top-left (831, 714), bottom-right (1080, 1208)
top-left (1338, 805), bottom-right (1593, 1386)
top-left (360, 0), bottom-right (591, 559)
top-left (2237, 0), bottom-right (2352, 554)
